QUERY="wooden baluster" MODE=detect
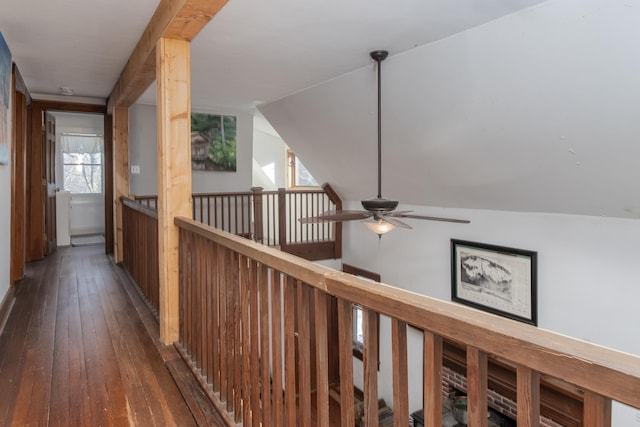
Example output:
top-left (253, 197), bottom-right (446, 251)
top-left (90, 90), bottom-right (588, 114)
top-left (250, 261), bottom-right (261, 426)
top-left (364, 308), bottom-right (379, 427)
top-left (271, 270), bottom-right (284, 426)
top-left (260, 265), bottom-right (272, 424)
top-left (211, 241), bottom-right (221, 393)
top-left (218, 247), bottom-right (228, 404)
top-left (235, 195), bottom-right (239, 235)
top-left (584, 391), bottom-right (612, 427)
top-left (391, 319), bottom-right (408, 427)
top-left (338, 298), bottom-right (355, 426)
top-left (423, 331), bottom-right (442, 427)
top-left (517, 366), bottom-right (540, 427)
top-left (203, 239), bottom-right (213, 384)
top-left (283, 276), bottom-right (297, 426)
top-left (467, 347), bottom-right (488, 427)
top-left (297, 282), bottom-right (312, 424)
top-left (314, 289), bottom-right (329, 427)
top-left (239, 254), bottom-right (251, 425)
top-left (233, 251), bottom-right (242, 423)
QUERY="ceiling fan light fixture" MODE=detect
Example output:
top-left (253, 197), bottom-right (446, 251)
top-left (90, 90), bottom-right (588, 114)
top-left (362, 217), bottom-right (395, 236)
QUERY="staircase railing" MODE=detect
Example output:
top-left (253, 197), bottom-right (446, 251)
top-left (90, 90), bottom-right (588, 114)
top-left (134, 183), bottom-right (341, 261)
top-left (174, 216), bottom-right (640, 427)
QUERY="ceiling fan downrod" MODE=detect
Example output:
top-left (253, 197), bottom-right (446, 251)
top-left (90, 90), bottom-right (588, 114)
top-left (370, 49), bottom-right (388, 200)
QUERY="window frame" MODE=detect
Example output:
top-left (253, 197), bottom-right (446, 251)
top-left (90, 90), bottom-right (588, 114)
top-left (61, 133), bottom-right (104, 195)
top-left (286, 150), bottom-right (319, 189)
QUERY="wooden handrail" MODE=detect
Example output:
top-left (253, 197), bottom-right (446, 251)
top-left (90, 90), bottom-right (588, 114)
top-left (134, 186), bottom-right (342, 260)
top-left (122, 196), bottom-right (158, 218)
top-left (175, 215), bottom-right (640, 421)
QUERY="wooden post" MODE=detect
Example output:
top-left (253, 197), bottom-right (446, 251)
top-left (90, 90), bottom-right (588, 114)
top-left (251, 186), bottom-right (264, 243)
top-left (156, 37), bottom-right (192, 344)
top-left (278, 187), bottom-right (287, 248)
top-left (113, 107), bottom-right (129, 263)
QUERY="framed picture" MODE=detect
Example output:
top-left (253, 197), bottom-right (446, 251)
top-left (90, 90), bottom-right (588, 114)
top-left (0, 32), bottom-right (11, 165)
top-left (451, 239), bottom-right (537, 325)
top-left (191, 112), bottom-right (237, 172)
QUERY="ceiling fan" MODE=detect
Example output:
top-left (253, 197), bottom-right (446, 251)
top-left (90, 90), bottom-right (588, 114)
top-left (299, 50), bottom-right (470, 236)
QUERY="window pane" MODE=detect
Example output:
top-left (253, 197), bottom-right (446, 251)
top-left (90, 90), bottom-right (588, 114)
top-left (295, 157), bottom-right (319, 187)
top-left (63, 165), bottom-right (102, 193)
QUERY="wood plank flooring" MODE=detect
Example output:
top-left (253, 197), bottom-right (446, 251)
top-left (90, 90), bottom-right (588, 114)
top-left (0, 245), bottom-right (225, 426)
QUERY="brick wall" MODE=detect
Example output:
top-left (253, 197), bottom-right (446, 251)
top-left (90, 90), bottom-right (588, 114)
top-left (441, 366), bottom-right (562, 427)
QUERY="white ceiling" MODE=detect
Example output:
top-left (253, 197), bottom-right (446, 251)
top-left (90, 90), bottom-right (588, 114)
top-left (1, 0), bottom-right (548, 108)
top-left (10, 0), bottom-right (638, 220)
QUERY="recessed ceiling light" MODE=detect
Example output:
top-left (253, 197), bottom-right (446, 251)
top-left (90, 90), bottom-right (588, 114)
top-left (59, 86), bottom-right (74, 96)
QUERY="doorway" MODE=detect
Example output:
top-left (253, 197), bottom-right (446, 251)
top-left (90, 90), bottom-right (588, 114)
top-left (51, 112), bottom-right (105, 247)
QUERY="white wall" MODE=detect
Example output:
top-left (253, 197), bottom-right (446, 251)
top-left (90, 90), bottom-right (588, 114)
top-left (129, 103), bottom-right (254, 195)
top-left (341, 201), bottom-right (640, 423)
top-left (252, 128), bottom-right (287, 190)
top-left (0, 74), bottom-right (12, 304)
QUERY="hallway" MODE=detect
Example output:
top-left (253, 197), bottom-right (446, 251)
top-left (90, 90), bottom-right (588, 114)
top-left (0, 245), bottom-right (224, 426)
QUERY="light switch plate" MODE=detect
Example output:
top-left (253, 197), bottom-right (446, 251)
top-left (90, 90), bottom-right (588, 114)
top-left (131, 165), bottom-right (141, 174)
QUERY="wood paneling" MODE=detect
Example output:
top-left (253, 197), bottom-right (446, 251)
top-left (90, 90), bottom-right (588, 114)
top-left (156, 37), bottom-right (192, 344)
top-left (107, 0), bottom-right (228, 111)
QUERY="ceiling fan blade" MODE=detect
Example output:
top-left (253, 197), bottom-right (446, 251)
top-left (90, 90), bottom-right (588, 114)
top-left (393, 213), bottom-right (471, 224)
top-left (299, 210), bottom-right (372, 224)
top-left (381, 216), bottom-right (412, 229)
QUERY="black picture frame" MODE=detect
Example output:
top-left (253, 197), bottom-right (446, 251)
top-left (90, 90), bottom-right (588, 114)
top-left (451, 239), bottom-right (537, 325)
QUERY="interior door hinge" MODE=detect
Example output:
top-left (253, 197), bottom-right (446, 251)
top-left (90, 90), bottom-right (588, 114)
top-left (41, 124), bottom-right (46, 133)
top-left (43, 234), bottom-right (47, 242)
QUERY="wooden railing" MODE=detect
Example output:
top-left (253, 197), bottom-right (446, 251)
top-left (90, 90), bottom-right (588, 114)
top-left (135, 183), bottom-right (341, 261)
top-left (121, 198), bottom-right (159, 314)
top-left (175, 216), bottom-right (640, 427)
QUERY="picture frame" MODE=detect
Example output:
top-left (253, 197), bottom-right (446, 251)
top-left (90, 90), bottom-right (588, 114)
top-left (451, 239), bottom-right (537, 325)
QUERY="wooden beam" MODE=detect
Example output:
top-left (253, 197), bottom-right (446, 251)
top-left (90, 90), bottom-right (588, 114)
top-left (156, 37), bottom-right (192, 344)
top-left (113, 107), bottom-right (130, 262)
top-left (107, 0), bottom-right (228, 111)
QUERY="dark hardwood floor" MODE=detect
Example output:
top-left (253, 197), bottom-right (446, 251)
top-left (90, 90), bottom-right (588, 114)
top-left (0, 245), bottom-right (225, 426)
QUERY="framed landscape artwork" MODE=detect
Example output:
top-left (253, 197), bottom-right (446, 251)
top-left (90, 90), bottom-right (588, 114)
top-left (0, 33), bottom-right (11, 165)
top-left (191, 112), bottom-right (237, 172)
top-left (451, 239), bottom-right (537, 325)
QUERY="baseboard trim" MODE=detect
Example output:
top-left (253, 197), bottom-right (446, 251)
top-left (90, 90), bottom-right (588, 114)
top-left (0, 286), bottom-right (16, 335)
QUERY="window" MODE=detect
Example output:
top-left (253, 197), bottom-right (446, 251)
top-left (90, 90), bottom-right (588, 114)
top-left (342, 264), bottom-right (381, 363)
top-left (287, 150), bottom-right (318, 188)
top-left (62, 133), bottom-right (103, 194)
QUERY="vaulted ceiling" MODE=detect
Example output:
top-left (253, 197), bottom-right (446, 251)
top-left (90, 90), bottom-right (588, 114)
top-left (3, 0), bottom-right (638, 220)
